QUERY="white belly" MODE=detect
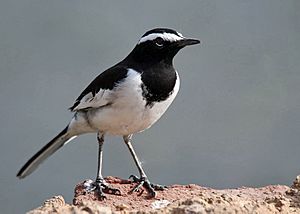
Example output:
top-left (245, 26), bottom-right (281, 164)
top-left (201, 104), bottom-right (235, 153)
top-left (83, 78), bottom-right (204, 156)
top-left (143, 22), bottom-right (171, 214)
top-left (87, 69), bottom-right (180, 136)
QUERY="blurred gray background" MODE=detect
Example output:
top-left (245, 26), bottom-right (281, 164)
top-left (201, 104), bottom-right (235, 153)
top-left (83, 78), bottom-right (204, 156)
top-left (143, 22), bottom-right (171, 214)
top-left (0, 0), bottom-right (299, 213)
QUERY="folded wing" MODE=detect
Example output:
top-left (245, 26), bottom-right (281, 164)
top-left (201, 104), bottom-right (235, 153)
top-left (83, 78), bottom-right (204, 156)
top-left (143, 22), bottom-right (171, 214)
top-left (69, 66), bottom-right (129, 111)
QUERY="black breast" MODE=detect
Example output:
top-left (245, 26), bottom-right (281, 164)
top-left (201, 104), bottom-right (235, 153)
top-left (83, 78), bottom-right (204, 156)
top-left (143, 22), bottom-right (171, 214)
top-left (139, 64), bottom-right (177, 107)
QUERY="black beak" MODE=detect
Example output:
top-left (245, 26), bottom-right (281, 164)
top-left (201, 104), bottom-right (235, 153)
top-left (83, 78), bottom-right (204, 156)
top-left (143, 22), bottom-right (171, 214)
top-left (176, 38), bottom-right (200, 47)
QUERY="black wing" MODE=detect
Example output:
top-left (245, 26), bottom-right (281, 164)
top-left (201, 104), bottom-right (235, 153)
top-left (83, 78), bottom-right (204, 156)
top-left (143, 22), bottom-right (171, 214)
top-left (69, 66), bottom-right (128, 111)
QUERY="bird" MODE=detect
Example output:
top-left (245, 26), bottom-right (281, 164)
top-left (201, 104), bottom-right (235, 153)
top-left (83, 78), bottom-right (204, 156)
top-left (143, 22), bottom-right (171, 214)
top-left (17, 28), bottom-right (200, 198)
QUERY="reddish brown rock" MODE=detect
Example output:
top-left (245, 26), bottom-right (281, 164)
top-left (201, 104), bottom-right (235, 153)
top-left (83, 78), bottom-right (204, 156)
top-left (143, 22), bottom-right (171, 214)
top-left (28, 175), bottom-right (300, 214)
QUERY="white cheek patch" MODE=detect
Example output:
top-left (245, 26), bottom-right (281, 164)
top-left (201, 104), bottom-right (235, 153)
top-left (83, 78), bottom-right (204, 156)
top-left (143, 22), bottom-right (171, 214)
top-left (138, 32), bottom-right (184, 44)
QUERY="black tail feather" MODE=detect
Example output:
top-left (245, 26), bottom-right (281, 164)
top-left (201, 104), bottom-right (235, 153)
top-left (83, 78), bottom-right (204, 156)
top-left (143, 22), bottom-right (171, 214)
top-left (17, 126), bottom-right (72, 179)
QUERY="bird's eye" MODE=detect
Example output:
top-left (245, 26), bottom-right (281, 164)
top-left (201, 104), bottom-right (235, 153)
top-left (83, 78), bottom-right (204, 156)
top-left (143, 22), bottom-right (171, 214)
top-left (154, 37), bottom-right (164, 47)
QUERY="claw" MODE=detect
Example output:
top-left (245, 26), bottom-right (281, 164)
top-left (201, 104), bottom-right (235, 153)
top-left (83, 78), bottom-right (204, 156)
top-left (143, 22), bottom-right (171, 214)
top-left (151, 183), bottom-right (167, 190)
top-left (98, 193), bottom-right (107, 200)
top-left (84, 178), bottom-right (121, 199)
top-left (103, 185), bottom-right (121, 195)
top-left (128, 175), bottom-right (165, 198)
top-left (129, 181), bottom-right (144, 194)
top-left (129, 174), bottom-right (140, 183)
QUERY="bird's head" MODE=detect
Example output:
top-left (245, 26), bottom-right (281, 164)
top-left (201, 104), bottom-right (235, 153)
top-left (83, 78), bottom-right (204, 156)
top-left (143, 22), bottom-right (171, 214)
top-left (126, 28), bottom-right (200, 65)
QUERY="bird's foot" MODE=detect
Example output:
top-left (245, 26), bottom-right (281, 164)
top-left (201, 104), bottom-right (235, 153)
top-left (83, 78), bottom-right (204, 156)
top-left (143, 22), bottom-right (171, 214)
top-left (84, 178), bottom-right (121, 200)
top-left (128, 175), bottom-right (166, 198)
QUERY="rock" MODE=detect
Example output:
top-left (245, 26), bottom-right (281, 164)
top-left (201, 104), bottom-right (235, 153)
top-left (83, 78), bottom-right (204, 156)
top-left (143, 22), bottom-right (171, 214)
top-left (27, 195), bottom-right (112, 214)
top-left (27, 175), bottom-right (300, 214)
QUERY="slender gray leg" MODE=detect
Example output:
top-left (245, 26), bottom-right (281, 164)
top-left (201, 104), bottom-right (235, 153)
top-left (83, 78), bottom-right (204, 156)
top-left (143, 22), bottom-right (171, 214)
top-left (84, 132), bottom-right (121, 199)
top-left (96, 132), bottom-right (104, 182)
top-left (123, 135), bottom-right (166, 198)
top-left (124, 135), bottom-right (147, 178)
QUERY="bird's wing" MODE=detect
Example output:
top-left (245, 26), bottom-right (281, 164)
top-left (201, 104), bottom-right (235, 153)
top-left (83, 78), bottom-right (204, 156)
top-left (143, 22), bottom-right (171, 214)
top-left (69, 66), bottom-right (129, 111)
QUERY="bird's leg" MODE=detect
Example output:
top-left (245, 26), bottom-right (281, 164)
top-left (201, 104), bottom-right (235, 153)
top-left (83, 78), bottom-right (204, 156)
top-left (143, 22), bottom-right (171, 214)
top-left (123, 135), bottom-right (166, 198)
top-left (84, 132), bottom-right (121, 199)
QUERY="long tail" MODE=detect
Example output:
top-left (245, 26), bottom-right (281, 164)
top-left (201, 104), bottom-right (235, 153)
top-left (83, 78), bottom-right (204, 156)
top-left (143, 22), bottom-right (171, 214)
top-left (17, 125), bottom-right (77, 179)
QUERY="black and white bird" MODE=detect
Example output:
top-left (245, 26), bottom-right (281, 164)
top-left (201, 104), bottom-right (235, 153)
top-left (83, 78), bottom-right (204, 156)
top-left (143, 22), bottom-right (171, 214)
top-left (17, 28), bottom-right (200, 198)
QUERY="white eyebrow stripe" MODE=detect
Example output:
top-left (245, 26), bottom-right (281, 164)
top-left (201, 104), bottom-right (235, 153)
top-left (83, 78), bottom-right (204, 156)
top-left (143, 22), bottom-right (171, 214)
top-left (138, 32), bottom-right (184, 44)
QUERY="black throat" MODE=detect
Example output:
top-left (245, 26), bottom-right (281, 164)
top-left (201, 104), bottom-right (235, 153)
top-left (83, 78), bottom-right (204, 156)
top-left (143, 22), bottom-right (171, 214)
top-left (123, 58), bottom-right (177, 107)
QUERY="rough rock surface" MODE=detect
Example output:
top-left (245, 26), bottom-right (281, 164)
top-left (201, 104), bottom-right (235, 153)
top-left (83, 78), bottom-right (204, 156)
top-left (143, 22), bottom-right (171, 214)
top-left (28, 175), bottom-right (300, 214)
